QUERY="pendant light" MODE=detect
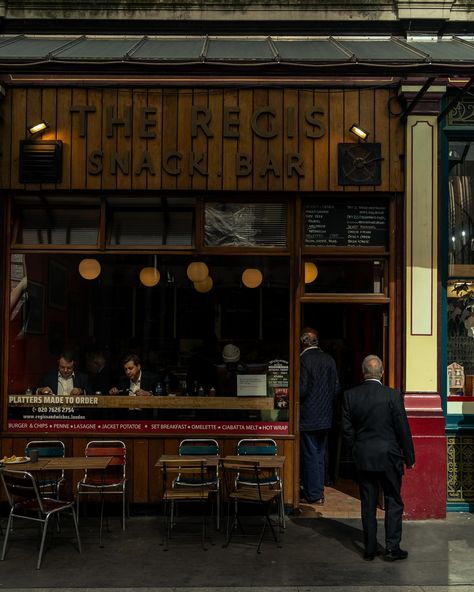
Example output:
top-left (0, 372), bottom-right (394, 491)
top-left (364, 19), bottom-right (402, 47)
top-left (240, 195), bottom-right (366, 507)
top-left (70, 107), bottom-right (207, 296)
top-left (78, 258), bottom-right (101, 280)
top-left (242, 268), bottom-right (263, 288)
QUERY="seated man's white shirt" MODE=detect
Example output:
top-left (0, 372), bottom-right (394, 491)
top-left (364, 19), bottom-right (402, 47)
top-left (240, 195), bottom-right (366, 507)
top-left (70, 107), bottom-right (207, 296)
top-left (58, 374), bottom-right (74, 396)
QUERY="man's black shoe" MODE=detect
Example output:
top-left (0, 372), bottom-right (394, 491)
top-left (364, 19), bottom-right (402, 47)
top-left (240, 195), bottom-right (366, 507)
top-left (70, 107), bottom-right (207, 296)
top-left (384, 548), bottom-right (408, 561)
top-left (363, 550), bottom-right (381, 561)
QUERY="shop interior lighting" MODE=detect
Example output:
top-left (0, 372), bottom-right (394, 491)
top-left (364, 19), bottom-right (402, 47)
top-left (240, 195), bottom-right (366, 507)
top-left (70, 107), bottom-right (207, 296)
top-left (78, 258), bottom-right (101, 280)
top-left (194, 275), bottom-right (213, 293)
top-left (349, 123), bottom-right (369, 141)
top-left (27, 121), bottom-right (50, 136)
top-left (187, 261), bottom-right (209, 283)
top-left (304, 262), bottom-right (318, 284)
top-left (242, 268), bottom-right (263, 289)
top-left (140, 266), bottom-right (160, 287)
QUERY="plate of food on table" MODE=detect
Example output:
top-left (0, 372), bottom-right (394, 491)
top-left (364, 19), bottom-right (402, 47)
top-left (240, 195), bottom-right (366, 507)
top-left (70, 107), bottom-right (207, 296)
top-left (0, 454), bottom-right (30, 465)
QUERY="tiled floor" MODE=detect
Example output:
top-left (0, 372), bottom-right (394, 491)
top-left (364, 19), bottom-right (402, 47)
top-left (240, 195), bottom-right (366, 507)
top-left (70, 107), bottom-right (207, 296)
top-left (298, 477), bottom-right (384, 519)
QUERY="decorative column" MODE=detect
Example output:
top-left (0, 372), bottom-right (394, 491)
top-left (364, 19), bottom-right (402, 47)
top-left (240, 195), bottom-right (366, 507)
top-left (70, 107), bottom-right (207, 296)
top-left (401, 83), bottom-right (446, 518)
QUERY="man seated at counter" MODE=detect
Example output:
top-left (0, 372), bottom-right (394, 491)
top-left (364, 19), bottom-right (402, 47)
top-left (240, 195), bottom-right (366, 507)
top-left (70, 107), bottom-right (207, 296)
top-left (36, 351), bottom-right (90, 396)
top-left (86, 350), bottom-right (113, 395)
top-left (215, 344), bottom-right (248, 396)
top-left (109, 354), bottom-right (158, 396)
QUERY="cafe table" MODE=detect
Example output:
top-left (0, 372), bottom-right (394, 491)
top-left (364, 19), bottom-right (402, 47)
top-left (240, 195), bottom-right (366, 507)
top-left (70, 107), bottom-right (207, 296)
top-left (223, 455), bottom-right (285, 469)
top-left (155, 454), bottom-right (219, 468)
top-left (0, 456), bottom-right (113, 472)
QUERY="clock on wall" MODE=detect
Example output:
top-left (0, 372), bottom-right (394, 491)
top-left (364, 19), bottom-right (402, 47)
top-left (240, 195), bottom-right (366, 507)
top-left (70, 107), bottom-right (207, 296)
top-left (338, 142), bottom-right (383, 186)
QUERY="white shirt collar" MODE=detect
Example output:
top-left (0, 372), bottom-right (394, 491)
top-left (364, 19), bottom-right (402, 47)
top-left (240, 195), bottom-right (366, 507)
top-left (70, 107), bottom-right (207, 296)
top-left (300, 345), bottom-right (319, 357)
top-left (365, 378), bottom-right (382, 384)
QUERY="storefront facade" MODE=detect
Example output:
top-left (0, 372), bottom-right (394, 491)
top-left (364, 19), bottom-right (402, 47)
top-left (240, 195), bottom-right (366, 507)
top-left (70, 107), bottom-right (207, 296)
top-left (0, 21), bottom-right (473, 516)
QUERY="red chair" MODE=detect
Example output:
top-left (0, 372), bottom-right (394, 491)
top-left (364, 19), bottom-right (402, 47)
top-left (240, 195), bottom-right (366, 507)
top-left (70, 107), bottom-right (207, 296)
top-left (76, 440), bottom-right (127, 545)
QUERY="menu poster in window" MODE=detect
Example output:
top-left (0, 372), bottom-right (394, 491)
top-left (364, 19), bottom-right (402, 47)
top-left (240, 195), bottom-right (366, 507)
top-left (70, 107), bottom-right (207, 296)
top-left (267, 359), bottom-right (289, 409)
top-left (305, 202), bottom-right (388, 247)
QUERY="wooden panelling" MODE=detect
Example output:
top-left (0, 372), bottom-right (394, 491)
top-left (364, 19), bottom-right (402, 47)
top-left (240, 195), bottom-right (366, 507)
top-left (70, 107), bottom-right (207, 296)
top-left (0, 87), bottom-right (404, 193)
top-left (0, 435), bottom-right (295, 506)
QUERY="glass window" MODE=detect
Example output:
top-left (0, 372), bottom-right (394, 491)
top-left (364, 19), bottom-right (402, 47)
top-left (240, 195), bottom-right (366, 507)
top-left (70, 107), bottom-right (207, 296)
top-left (108, 210), bottom-right (193, 246)
top-left (304, 259), bottom-right (385, 294)
top-left (204, 202), bottom-right (287, 247)
top-left (447, 140), bottom-right (474, 397)
top-left (7, 253), bottom-right (290, 430)
top-left (14, 208), bottom-right (100, 246)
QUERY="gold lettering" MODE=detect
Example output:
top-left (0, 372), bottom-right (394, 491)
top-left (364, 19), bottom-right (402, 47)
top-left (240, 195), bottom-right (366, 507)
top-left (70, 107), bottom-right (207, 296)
top-left (251, 106), bottom-right (278, 139)
top-left (110, 151), bottom-right (130, 175)
top-left (259, 153), bottom-right (280, 177)
top-left (70, 105), bottom-right (96, 137)
top-left (223, 106), bottom-right (240, 138)
top-left (287, 153), bottom-right (304, 177)
top-left (189, 152), bottom-right (208, 176)
top-left (235, 153), bottom-right (252, 176)
top-left (106, 106), bottom-right (132, 138)
top-left (191, 106), bottom-right (213, 138)
top-left (139, 107), bottom-right (157, 138)
top-left (88, 150), bottom-right (103, 174)
top-left (304, 107), bottom-right (326, 139)
top-left (163, 152), bottom-right (182, 175)
top-left (135, 151), bottom-right (156, 175)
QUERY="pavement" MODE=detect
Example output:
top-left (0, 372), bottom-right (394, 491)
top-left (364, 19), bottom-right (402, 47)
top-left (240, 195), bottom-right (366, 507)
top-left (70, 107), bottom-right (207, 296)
top-left (0, 509), bottom-right (473, 592)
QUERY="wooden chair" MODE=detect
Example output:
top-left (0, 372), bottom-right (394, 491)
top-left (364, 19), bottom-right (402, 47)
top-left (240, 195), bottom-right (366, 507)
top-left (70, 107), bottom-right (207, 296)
top-left (1, 469), bottom-right (81, 569)
top-left (236, 438), bottom-right (285, 529)
top-left (161, 458), bottom-right (211, 550)
top-left (76, 440), bottom-right (127, 546)
top-left (176, 438), bottom-right (220, 529)
top-left (220, 458), bottom-right (282, 553)
top-left (25, 440), bottom-right (66, 498)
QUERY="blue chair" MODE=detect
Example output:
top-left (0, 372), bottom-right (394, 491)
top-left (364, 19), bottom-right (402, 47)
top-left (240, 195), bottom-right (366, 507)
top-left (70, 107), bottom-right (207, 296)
top-left (236, 438), bottom-right (285, 529)
top-left (25, 440), bottom-right (66, 498)
top-left (176, 438), bottom-right (220, 529)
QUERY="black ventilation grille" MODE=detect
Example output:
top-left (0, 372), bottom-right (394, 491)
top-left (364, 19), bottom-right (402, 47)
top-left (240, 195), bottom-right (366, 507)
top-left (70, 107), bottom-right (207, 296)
top-left (19, 140), bottom-right (63, 184)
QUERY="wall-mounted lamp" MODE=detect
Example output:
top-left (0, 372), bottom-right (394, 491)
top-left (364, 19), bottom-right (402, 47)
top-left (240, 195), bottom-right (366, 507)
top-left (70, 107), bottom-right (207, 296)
top-left (27, 120), bottom-right (49, 136)
top-left (349, 123), bottom-right (369, 141)
top-left (139, 266), bottom-right (160, 287)
top-left (79, 258), bottom-right (101, 280)
top-left (242, 268), bottom-right (263, 289)
top-left (194, 275), bottom-right (213, 293)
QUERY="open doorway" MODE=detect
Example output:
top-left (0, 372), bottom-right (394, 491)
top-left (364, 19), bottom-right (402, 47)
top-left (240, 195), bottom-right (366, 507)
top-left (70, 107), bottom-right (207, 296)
top-left (300, 302), bottom-right (387, 514)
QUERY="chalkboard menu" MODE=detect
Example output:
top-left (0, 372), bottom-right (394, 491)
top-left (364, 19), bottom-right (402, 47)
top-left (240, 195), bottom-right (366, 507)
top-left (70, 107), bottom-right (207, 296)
top-left (304, 202), bottom-right (388, 247)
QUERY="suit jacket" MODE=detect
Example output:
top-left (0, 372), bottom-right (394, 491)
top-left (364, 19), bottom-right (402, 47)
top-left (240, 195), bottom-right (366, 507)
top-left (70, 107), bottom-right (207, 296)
top-left (299, 347), bottom-right (340, 431)
top-left (116, 370), bottom-right (158, 394)
top-left (39, 370), bottom-right (90, 395)
top-left (342, 380), bottom-right (415, 474)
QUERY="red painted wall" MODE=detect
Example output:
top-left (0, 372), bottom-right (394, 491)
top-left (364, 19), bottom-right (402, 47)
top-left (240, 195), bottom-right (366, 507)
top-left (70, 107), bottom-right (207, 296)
top-left (403, 395), bottom-right (446, 519)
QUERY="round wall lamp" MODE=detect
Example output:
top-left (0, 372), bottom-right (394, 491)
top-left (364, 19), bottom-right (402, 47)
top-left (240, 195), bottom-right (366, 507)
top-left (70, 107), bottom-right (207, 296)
top-left (194, 275), bottom-right (213, 293)
top-left (139, 267), bottom-right (160, 287)
top-left (78, 258), bottom-right (101, 280)
top-left (304, 262), bottom-right (318, 284)
top-left (187, 261), bottom-right (209, 283)
top-left (242, 268), bottom-right (263, 288)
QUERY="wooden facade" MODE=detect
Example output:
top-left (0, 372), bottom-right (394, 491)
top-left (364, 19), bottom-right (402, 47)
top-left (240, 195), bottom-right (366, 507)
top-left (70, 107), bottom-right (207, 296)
top-left (1, 83), bottom-right (404, 508)
top-left (1, 87), bottom-right (403, 193)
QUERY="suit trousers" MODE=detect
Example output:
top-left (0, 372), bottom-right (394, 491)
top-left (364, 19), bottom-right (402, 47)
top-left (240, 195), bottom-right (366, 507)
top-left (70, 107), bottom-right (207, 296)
top-left (358, 465), bottom-right (404, 554)
top-left (300, 429), bottom-right (328, 502)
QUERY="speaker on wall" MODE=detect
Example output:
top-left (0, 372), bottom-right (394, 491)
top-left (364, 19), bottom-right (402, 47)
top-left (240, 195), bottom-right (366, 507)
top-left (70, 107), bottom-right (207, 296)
top-left (19, 140), bottom-right (63, 184)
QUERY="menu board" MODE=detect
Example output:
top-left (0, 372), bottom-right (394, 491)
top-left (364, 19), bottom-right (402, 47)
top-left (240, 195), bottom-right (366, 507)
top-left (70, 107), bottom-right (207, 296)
top-left (305, 202), bottom-right (388, 247)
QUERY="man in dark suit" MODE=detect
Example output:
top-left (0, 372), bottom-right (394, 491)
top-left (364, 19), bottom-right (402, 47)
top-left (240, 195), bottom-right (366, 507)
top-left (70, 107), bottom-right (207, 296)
top-left (109, 353), bottom-right (158, 396)
top-left (37, 351), bottom-right (90, 396)
top-left (342, 355), bottom-right (415, 562)
top-left (299, 327), bottom-right (340, 505)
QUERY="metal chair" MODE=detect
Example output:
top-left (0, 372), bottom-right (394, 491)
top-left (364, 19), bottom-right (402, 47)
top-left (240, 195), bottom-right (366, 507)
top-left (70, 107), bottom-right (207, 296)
top-left (220, 458), bottom-right (282, 553)
top-left (161, 458), bottom-right (212, 550)
top-left (236, 438), bottom-right (285, 529)
top-left (176, 438), bottom-right (220, 529)
top-left (76, 440), bottom-right (127, 546)
top-left (1, 469), bottom-right (81, 569)
top-left (25, 440), bottom-right (66, 497)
